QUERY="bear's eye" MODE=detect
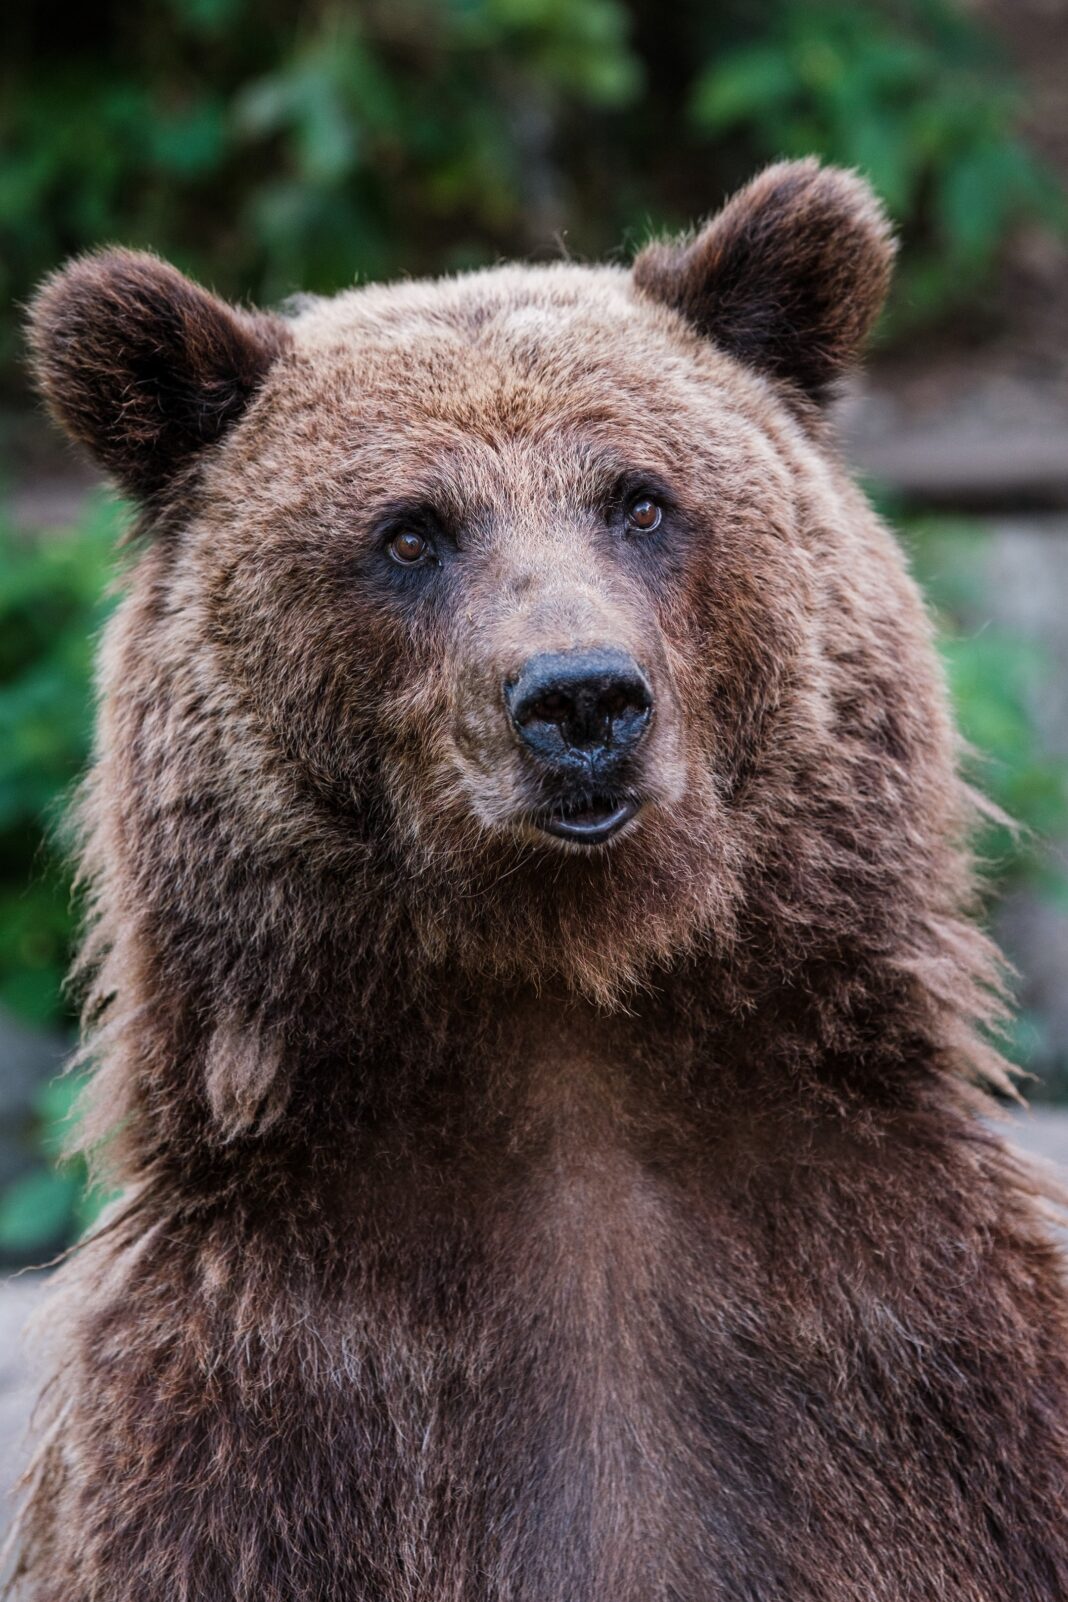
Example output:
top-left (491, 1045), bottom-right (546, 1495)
top-left (388, 530), bottom-right (432, 566)
top-left (625, 494), bottom-right (662, 533)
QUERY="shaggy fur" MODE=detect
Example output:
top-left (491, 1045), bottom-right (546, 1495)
top-left (10, 162), bottom-right (1068, 1600)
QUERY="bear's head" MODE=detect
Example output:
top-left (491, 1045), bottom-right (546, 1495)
top-left (30, 161), bottom-right (996, 1122)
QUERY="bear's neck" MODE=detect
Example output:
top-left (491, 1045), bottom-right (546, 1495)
top-left (142, 955), bottom-right (944, 1223)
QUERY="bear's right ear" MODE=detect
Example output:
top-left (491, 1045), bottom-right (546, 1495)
top-left (26, 249), bottom-right (291, 503)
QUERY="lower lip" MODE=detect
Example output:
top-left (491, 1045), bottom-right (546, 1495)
top-left (536, 798), bottom-right (640, 845)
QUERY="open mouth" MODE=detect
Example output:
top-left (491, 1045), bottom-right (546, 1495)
top-left (535, 795), bottom-right (640, 845)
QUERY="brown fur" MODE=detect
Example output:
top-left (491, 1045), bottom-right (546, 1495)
top-left (10, 162), bottom-right (1068, 1600)
top-left (633, 159), bottom-right (894, 403)
top-left (26, 249), bottom-right (290, 504)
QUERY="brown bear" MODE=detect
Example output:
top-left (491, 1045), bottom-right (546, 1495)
top-left (10, 160), bottom-right (1068, 1600)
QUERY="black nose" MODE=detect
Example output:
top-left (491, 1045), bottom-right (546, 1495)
top-left (506, 649), bottom-right (653, 769)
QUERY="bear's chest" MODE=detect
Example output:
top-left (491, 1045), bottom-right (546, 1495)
top-left (329, 1144), bottom-right (712, 1599)
top-left (313, 1116), bottom-right (1058, 1602)
top-left (319, 1141), bottom-right (832, 1599)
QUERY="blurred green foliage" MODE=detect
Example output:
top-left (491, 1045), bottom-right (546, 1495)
top-left (689, 2), bottom-right (1062, 330)
top-left (906, 515), bottom-right (1068, 895)
top-left (0, 499), bottom-right (119, 1260)
top-left (1, 0), bottom-right (1061, 382)
top-left (906, 514), bottom-right (1068, 1091)
top-left (0, 1069), bottom-right (104, 1258)
top-left (0, 498), bottom-right (119, 1027)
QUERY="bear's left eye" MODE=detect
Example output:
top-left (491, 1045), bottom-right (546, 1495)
top-left (388, 530), bottom-right (432, 566)
top-left (625, 494), bottom-right (662, 533)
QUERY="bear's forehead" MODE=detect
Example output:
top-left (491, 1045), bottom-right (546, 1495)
top-left (292, 262), bottom-right (642, 349)
top-left (244, 262), bottom-right (780, 503)
top-left (283, 263), bottom-right (747, 429)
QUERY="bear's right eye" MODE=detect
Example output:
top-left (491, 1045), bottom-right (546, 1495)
top-left (388, 531), bottom-right (432, 566)
top-left (625, 494), bottom-right (663, 533)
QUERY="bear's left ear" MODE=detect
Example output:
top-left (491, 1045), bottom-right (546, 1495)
top-left (26, 248), bottom-right (291, 504)
top-left (633, 159), bottom-right (895, 404)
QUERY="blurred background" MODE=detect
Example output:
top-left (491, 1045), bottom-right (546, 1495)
top-left (0, 0), bottom-right (1066, 1268)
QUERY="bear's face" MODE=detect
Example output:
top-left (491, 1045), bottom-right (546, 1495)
top-left (201, 269), bottom-right (807, 858)
top-left (32, 162), bottom-right (950, 1004)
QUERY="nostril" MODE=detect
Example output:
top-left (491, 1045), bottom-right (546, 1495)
top-left (520, 689), bottom-right (574, 728)
top-left (598, 682), bottom-right (650, 721)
